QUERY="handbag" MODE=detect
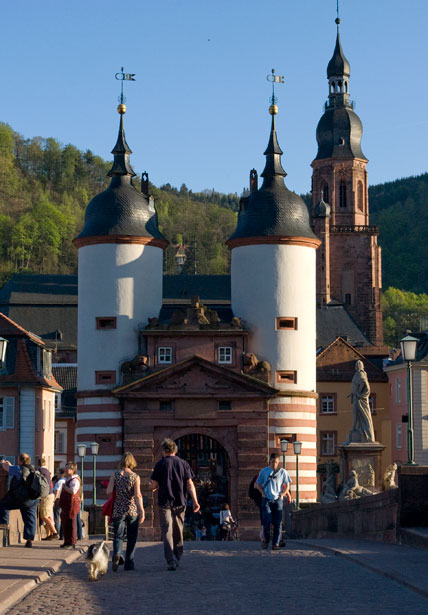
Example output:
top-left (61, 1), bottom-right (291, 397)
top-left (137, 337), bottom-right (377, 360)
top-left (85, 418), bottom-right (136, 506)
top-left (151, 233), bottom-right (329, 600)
top-left (102, 490), bottom-right (115, 522)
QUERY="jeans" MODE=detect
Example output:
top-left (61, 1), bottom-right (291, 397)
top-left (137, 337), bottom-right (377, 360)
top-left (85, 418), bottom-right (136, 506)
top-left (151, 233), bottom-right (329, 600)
top-left (76, 511), bottom-right (83, 539)
top-left (54, 502), bottom-right (63, 538)
top-left (113, 515), bottom-right (139, 569)
top-left (261, 497), bottom-right (283, 546)
top-left (159, 505), bottom-right (185, 564)
top-left (0, 493), bottom-right (39, 541)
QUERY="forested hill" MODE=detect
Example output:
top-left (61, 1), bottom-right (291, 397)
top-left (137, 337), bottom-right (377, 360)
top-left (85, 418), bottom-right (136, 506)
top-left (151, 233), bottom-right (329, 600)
top-left (369, 173), bottom-right (428, 293)
top-left (0, 122), bottom-right (238, 283)
top-left (0, 120), bottom-right (427, 295)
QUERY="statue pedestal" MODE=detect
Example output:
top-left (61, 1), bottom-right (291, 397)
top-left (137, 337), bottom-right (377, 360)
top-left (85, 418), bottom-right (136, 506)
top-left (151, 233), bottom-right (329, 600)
top-left (337, 442), bottom-right (385, 490)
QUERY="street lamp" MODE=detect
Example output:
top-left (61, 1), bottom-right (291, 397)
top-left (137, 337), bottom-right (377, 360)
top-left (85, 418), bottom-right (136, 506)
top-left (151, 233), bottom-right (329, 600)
top-left (90, 441), bottom-right (100, 505)
top-left (280, 439), bottom-right (288, 469)
top-left (400, 334), bottom-right (419, 465)
top-left (77, 444), bottom-right (86, 510)
top-left (0, 337), bottom-right (8, 368)
top-left (293, 441), bottom-right (302, 509)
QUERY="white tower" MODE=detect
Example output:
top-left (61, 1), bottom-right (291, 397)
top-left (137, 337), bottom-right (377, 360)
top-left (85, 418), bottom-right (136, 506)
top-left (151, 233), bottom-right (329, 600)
top-left (228, 103), bottom-right (321, 502)
top-left (73, 102), bottom-right (167, 503)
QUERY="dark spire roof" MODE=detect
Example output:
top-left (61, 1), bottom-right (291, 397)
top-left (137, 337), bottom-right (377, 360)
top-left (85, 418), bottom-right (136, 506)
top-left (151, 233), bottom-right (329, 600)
top-left (75, 107), bottom-right (166, 244)
top-left (261, 114), bottom-right (286, 178)
top-left (327, 18), bottom-right (350, 78)
top-left (314, 192), bottom-right (331, 218)
top-left (313, 18), bottom-right (367, 162)
top-left (108, 113), bottom-right (135, 177)
top-left (229, 108), bottom-right (318, 242)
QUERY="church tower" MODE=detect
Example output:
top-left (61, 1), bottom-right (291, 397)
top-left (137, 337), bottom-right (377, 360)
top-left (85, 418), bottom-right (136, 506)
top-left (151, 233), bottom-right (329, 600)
top-left (312, 17), bottom-right (383, 346)
top-left (73, 101), bottom-right (167, 503)
top-left (228, 100), bottom-right (321, 503)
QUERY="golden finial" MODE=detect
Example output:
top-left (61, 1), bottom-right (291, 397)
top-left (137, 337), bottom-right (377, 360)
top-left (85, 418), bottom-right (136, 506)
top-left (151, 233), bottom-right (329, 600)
top-left (117, 103), bottom-right (127, 114)
top-left (269, 104), bottom-right (278, 115)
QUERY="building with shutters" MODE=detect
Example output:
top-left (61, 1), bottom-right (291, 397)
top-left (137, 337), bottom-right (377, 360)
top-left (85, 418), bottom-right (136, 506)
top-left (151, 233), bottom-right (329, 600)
top-left (0, 312), bottom-right (61, 472)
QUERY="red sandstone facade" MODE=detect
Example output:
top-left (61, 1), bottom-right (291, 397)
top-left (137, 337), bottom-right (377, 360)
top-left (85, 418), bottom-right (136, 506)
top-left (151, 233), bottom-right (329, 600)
top-left (312, 158), bottom-right (383, 346)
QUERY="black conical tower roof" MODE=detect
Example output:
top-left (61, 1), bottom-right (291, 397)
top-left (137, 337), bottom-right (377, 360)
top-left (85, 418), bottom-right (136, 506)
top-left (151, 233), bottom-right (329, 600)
top-left (229, 110), bottom-right (318, 243)
top-left (75, 110), bottom-right (166, 244)
top-left (327, 18), bottom-right (350, 78)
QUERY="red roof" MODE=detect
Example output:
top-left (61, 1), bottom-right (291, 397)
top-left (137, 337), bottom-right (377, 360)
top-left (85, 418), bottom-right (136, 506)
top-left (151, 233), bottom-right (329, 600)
top-left (0, 312), bottom-right (61, 390)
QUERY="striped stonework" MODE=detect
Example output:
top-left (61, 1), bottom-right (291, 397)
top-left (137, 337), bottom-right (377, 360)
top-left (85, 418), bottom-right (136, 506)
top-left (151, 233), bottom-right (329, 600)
top-left (269, 395), bottom-right (317, 503)
top-left (76, 395), bottom-right (122, 504)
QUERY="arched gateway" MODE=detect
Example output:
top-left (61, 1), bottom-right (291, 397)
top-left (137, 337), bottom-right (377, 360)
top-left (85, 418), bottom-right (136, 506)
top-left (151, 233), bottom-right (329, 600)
top-left (114, 355), bottom-right (278, 540)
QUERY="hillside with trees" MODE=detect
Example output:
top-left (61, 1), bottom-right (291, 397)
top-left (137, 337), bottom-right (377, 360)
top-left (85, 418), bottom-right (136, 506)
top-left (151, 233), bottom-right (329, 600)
top-left (1, 121), bottom-right (428, 344)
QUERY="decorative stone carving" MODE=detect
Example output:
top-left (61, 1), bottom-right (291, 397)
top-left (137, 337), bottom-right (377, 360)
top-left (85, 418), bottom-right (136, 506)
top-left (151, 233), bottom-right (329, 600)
top-left (242, 353), bottom-right (271, 383)
top-left (320, 462), bottom-right (338, 503)
top-left (121, 355), bottom-right (149, 383)
top-left (344, 360), bottom-right (375, 444)
top-left (383, 463), bottom-right (398, 490)
top-left (338, 470), bottom-right (373, 500)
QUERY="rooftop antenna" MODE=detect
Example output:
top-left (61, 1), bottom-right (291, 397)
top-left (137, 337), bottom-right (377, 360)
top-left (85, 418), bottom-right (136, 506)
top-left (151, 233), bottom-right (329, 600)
top-left (115, 67), bottom-right (136, 108)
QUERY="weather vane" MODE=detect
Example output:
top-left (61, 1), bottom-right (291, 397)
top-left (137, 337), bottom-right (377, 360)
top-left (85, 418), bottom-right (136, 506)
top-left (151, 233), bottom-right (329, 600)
top-left (115, 67), bottom-right (136, 105)
top-left (266, 69), bottom-right (284, 106)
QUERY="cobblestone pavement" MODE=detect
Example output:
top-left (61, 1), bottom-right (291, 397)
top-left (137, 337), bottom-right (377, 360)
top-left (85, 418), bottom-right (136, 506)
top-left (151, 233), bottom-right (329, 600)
top-left (5, 541), bottom-right (428, 615)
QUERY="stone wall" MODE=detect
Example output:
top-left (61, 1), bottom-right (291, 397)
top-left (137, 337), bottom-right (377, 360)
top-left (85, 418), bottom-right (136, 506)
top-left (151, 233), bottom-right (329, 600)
top-left (398, 465), bottom-right (428, 527)
top-left (290, 490), bottom-right (399, 543)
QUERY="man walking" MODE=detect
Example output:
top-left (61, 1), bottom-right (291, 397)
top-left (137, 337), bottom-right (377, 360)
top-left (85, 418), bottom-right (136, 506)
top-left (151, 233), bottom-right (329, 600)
top-left (0, 453), bottom-right (40, 548)
top-left (151, 438), bottom-right (200, 570)
top-left (255, 452), bottom-right (291, 550)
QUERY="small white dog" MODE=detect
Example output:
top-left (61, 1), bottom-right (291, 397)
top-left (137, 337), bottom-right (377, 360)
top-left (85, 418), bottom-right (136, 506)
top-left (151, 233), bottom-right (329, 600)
top-left (85, 541), bottom-right (110, 581)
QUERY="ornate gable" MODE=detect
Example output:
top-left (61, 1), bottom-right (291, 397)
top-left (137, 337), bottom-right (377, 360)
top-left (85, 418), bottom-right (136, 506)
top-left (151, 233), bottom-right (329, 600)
top-left (113, 355), bottom-right (278, 399)
top-left (317, 337), bottom-right (387, 382)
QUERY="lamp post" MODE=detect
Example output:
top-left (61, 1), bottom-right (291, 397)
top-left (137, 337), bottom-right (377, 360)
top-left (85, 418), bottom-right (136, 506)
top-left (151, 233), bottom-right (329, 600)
top-left (90, 441), bottom-right (99, 505)
top-left (400, 334), bottom-right (418, 465)
top-left (293, 441), bottom-right (302, 509)
top-left (77, 444), bottom-right (86, 510)
top-left (280, 439), bottom-right (289, 541)
top-left (0, 337), bottom-right (8, 368)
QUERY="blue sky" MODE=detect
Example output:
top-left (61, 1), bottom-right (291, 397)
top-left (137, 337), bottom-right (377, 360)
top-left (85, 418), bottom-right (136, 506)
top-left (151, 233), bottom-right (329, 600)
top-left (1, 1), bottom-right (427, 196)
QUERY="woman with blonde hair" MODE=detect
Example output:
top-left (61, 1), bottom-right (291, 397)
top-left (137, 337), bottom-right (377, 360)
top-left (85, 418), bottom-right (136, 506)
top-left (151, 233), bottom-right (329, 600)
top-left (106, 452), bottom-right (145, 571)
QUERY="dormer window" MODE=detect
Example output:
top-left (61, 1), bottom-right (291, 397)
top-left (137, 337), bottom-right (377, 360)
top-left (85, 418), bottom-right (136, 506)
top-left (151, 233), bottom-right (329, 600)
top-left (158, 347), bottom-right (173, 364)
top-left (218, 347), bottom-right (232, 364)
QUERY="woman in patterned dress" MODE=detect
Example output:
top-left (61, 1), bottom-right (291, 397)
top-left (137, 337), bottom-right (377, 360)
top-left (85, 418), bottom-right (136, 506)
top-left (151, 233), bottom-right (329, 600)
top-left (106, 452), bottom-right (145, 571)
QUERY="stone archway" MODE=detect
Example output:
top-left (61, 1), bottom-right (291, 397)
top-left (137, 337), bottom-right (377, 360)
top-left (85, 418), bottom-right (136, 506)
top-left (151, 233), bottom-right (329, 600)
top-left (153, 426), bottom-right (239, 530)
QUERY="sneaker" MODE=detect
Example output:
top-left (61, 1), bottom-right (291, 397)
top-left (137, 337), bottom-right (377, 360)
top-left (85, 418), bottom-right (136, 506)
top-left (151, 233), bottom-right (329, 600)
top-left (167, 561), bottom-right (177, 571)
top-left (261, 541), bottom-right (269, 549)
top-left (25, 540), bottom-right (32, 548)
top-left (112, 555), bottom-right (121, 572)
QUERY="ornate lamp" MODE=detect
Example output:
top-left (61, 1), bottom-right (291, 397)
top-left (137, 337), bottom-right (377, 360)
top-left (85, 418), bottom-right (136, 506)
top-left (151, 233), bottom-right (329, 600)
top-left (400, 334), bottom-right (419, 465)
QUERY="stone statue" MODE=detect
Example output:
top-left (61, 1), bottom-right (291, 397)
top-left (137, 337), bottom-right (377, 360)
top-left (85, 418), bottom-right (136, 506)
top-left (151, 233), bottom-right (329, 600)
top-left (338, 470), bottom-right (373, 500)
top-left (320, 462), bottom-right (338, 503)
top-left (383, 463), bottom-right (398, 490)
top-left (345, 360), bottom-right (375, 444)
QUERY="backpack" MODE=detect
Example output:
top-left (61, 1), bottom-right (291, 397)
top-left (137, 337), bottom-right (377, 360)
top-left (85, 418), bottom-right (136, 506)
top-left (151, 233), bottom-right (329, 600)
top-left (10, 465), bottom-right (50, 501)
top-left (248, 474), bottom-right (262, 505)
top-left (27, 468), bottom-right (50, 499)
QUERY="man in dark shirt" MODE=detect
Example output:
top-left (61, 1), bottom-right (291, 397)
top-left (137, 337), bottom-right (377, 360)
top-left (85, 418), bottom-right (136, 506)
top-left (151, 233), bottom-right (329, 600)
top-left (151, 438), bottom-right (200, 571)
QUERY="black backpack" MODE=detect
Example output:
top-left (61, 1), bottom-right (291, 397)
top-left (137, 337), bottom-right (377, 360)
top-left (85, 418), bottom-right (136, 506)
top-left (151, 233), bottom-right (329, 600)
top-left (10, 465), bottom-right (50, 502)
top-left (248, 474), bottom-right (262, 505)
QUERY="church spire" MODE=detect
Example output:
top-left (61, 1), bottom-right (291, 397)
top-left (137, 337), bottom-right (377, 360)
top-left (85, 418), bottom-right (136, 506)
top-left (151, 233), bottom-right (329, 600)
top-left (326, 17), bottom-right (351, 109)
top-left (260, 105), bottom-right (286, 179)
top-left (108, 104), bottom-right (136, 177)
